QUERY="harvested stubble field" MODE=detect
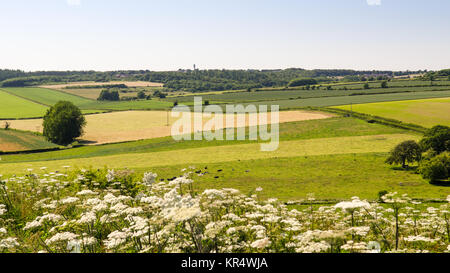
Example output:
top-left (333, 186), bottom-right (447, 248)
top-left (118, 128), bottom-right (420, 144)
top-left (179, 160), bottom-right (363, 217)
top-left (334, 97), bottom-right (450, 127)
top-left (40, 81), bottom-right (163, 89)
top-left (3, 110), bottom-right (334, 145)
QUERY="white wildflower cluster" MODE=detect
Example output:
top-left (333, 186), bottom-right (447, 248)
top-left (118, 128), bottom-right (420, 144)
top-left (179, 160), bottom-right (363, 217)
top-left (335, 197), bottom-right (371, 212)
top-left (24, 213), bottom-right (64, 230)
top-left (142, 172), bottom-right (157, 186)
top-left (0, 168), bottom-right (449, 253)
top-left (106, 169), bottom-right (116, 183)
top-left (0, 204), bottom-right (6, 216)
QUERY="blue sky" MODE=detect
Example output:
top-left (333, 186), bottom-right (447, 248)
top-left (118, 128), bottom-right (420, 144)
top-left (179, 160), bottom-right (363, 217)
top-left (0, 0), bottom-right (449, 71)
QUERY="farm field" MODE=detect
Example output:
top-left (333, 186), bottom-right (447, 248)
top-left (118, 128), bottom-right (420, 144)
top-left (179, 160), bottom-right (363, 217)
top-left (168, 86), bottom-right (450, 104)
top-left (0, 129), bottom-right (58, 153)
top-left (62, 88), bottom-right (154, 100)
top-left (2, 87), bottom-right (93, 107)
top-left (3, 110), bottom-right (334, 144)
top-left (0, 133), bottom-right (418, 175)
top-left (40, 81), bottom-right (163, 89)
top-left (57, 88), bottom-right (104, 100)
top-left (0, 115), bottom-right (433, 201)
top-left (236, 90), bottom-right (450, 109)
top-left (319, 80), bottom-right (450, 90)
top-left (0, 117), bottom-right (407, 163)
top-left (148, 153), bottom-right (447, 201)
top-left (0, 87), bottom-right (173, 118)
top-left (334, 97), bottom-right (450, 127)
top-left (0, 89), bottom-right (48, 119)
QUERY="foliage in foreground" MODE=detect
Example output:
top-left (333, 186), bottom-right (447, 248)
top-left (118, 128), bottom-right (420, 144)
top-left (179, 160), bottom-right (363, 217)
top-left (1, 168), bottom-right (450, 253)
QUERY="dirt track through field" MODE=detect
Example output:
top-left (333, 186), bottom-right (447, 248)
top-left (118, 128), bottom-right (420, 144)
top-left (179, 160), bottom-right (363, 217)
top-left (4, 110), bottom-right (334, 145)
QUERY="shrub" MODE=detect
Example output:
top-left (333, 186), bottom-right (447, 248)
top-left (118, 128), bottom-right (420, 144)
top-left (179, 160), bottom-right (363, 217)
top-left (420, 125), bottom-right (450, 154)
top-left (43, 101), bottom-right (86, 145)
top-left (419, 152), bottom-right (450, 182)
top-left (97, 89), bottom-right (120, 101)
top-left (137, 91), bottom-right (146, 100)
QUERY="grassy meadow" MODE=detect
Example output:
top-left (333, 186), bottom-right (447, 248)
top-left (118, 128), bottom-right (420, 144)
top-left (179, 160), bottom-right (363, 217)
top-left (0, 89), bottom-right (48, 119)
top-left (0, 129), bottom-right (58, 153)
top-left (334, 97), bottom-right (450, 127)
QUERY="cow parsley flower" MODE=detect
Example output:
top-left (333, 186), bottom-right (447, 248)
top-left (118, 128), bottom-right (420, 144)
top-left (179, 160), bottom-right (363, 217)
top-left (142, 172), bottom-right (157, 186)
top-left (0, 237), bottom-right (19, 250)
top-left (60, 197), bottom-right (79, 205)
top-left (45, 232), bottom-right (79, 245)
top-left (0, 204), bottom-right (6, 216)
top-left (251, 238), bottom-right (271, 249)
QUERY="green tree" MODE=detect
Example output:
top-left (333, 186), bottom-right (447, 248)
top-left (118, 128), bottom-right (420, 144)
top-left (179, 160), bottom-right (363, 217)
top-left (43, 101), bottom-right (86, 145)
top-left (363, 83), bottom-right (370, 89)
top-left (288, 78), bottom-right (317, 87)
top-left (420, 125), bottom-right (450, 154)
top-left (386, 140), bottom-right (422, 168)
top-left (381, 81), bottom-right (388, 88)
top-left (97, 89), bottom-right (120, 101)
top-left (419, 152), bottom-right (450, 182)
top-left (137, 91), bottom-right (146, 99)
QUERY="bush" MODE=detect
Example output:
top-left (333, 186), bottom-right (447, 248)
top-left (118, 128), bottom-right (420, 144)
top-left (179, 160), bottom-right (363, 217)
top-left (43, 101), bottom-right (86, 145)
top-left (419, 152), bottom-right (450, 182)
top-left (381, 81), bottom-right (388, 88)
top-left (97, 89), bottom-right (120, 101)
top-left (420, 125), bottom-right (450, 154)
top-left (137, 91), bottom-right (146, 99)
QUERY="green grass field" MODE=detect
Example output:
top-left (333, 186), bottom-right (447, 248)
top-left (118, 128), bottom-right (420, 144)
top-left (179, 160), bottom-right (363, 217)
top-left (0, 133), bottom-right (418, 174)
top-left (0, 129), bottom-right (58, 152)
top-left (147, 153), bottom-right (448, 201)
top-left (168, 86), bottom-right (450, 104)
top-left (0, 89), bottom-right (48, 119)
top-left (2, 87), bottom-right (173, 113)
top-left (334, 97), bottom-right (450, 127)
top-left (234, 90), bottom-right (450, 109)
top-left (2, 87), bottom-right (93, 107)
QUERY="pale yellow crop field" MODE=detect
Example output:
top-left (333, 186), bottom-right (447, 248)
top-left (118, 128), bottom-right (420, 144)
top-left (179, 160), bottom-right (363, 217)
top-left (4, 110), bottom-right (334, 145)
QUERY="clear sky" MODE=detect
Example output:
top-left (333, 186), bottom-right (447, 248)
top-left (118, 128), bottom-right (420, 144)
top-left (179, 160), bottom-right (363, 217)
top-left (0, 0), bottom-right (449, 71)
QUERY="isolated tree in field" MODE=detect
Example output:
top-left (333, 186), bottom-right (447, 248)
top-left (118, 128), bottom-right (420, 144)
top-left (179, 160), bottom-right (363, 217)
top-left (363, 83), bottom-right (370, 89)
top-left (420, 125), bottom-right (450, 154)
top-left (386, 140), bottom-right (422, 168)
top-left (381, 81), bottom-right (388, 88)
top-left (43, 101), bottom-right (86, 146)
